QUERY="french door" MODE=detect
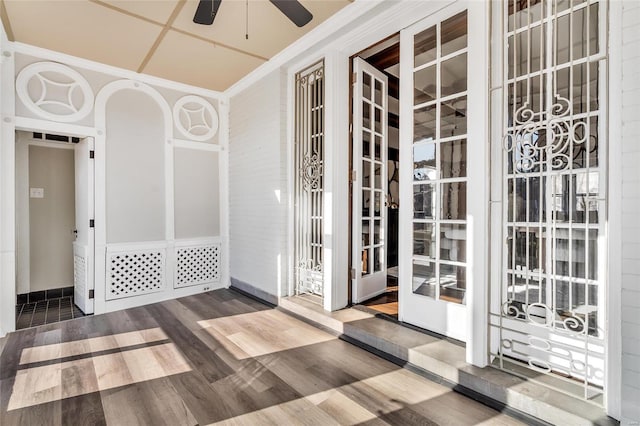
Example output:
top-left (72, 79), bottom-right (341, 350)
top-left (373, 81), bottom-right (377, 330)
top-left (399, 5), bottom-right (472, 341)
top-left (352, 58), bottom-right (388, 303)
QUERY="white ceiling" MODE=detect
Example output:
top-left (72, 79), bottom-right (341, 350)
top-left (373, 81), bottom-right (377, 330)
top-left (0, 0), bottom-right (352, 92)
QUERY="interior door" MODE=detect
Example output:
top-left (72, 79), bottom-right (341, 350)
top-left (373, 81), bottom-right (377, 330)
top-left (73, 137), bottom-right (95, 314)
top-left (352, 57), bottom-right (388, 303)
top-left (399, 6), bottom-right (469, 341)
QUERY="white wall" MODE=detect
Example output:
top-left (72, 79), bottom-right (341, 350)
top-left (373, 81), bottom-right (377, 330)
top-left (620, 0), bottom-right (640, 421)
top-left (229, 69), bottom-right (287, 302)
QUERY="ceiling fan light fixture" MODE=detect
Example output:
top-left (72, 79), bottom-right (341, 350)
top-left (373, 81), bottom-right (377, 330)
top-left (193, 0), bottom-right (313, 28)
top-left (193, 0), bottom-right (221, 25)
top-left (269, 0), bottom-right (313, 28)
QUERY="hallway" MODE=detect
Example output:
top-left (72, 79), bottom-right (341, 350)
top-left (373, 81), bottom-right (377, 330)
top-left (0, 289), bottom-right (523, 425)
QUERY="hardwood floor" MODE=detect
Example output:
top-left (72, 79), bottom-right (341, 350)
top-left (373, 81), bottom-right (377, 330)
top-left (0, 289), bottom-right (523, 425)
top-left (362, 284), bottom-right (399, 318)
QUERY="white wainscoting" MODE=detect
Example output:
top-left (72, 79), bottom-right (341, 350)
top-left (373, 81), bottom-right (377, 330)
top-left (101, 238), bottom-right (223, 312)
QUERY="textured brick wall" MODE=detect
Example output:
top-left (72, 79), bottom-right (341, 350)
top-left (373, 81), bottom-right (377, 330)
top-left (229, 69), bottom-right (288, 299)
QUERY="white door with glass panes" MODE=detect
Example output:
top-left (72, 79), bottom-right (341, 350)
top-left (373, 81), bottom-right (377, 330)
top-left (399, 6), bottom-right (471, 341)
top-left (352, 58), bottom-right (388, 303)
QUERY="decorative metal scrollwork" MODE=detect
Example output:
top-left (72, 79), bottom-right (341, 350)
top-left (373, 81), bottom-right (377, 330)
top-left (301, 153), bottom-right (323, 190)
top-left (297, 259), bottom-right (323, 295)
top-left (296, 67), bottom-right (324, 88)
top-left (501, 301), bottom-right (587, 335)
top-left (502, 95), bottom-right (592, 174)
top-left (173, 95), bottom-right (219, 141)
top-left (16, 62), bottom-right (94, 122)
top-left (294, 60), bottom-right (325, 297)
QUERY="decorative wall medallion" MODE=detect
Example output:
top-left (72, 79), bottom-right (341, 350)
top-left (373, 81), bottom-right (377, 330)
top-left (173, 95), bottom-right (219, 141)
top-left (16, 62), bottom-right (94, 122)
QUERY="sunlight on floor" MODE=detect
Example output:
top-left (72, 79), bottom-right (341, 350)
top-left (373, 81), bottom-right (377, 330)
top-left (9, 341), bottom-right (191, 411)
top-left (19, 327), bottom-right (169, 365)
top-left (197, 309), bottom-right (336, 359)
top-left (207, 369), bottom-right (457, 425)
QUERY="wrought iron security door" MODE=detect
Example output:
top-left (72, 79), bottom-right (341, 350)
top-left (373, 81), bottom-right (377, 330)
top-left (294, 61), bottom-right (325, 296)
top-left (491, 0), bottom-right (607, 402)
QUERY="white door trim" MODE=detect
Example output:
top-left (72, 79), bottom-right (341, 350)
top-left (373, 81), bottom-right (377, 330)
top-left (605, 0), bottom-right (622, 418)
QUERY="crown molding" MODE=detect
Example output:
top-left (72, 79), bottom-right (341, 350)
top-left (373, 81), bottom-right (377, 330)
top-left (225, 0), bottom-right (387, 98)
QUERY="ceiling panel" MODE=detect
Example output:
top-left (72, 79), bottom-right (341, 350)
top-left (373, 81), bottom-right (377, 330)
top-left (101, 0), bottom-right (181, 24)
top-left (143, 29), bottom-right (265, 91)
top-left (5, 0), bottom-right (163, 71)
top-left (2, 0), bottom-right (352, 91)
top-left (172, 0), bottom-right (350, 58)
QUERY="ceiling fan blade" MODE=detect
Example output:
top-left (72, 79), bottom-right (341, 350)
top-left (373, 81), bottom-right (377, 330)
top-left (269, 0), bottom-right (313, 27)
top-left (193, 0), bottom-right (222, 25)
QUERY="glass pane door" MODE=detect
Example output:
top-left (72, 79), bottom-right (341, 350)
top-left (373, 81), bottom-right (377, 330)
top-left (352, 57), bottom-right (388, 303)
top-left (400, 7), bottom-right (470, 341)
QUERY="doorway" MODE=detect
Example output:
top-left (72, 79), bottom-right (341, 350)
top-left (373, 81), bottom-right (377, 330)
top-left (349, 4), bottom-right (475, 343)
top-left (350, 35), bottom-right (400, 318)
top-left (15, 131), bottom-right (93, 329)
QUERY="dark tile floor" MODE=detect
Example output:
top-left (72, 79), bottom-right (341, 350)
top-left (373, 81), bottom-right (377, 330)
top-left (15, 297), bottom-right (86, 330)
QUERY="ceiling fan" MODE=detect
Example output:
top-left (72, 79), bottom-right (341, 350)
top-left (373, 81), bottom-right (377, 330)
top-left (193, 0), bottom-right (313, 28)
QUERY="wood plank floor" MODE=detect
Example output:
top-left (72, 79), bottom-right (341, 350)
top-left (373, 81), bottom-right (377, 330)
top-left (0, 289), bottom-right (524, 426)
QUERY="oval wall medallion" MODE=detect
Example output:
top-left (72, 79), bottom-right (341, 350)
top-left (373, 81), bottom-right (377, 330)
top-left (16, 62), bottom-right (94, 123)
top-left (173, 95), bottom-right (219, 141)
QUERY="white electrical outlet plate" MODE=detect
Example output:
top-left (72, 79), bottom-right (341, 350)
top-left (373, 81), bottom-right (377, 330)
top-left (30, 187), bottom-right (44, 198)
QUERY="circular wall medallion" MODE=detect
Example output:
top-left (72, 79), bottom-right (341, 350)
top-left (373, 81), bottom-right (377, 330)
top-left (16, 62), bottom-right (94, 122)
top-left (173, 95), bottom-right (219, 141)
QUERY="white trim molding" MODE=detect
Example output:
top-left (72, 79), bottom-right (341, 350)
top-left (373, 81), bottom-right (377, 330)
top-left (94, 79), bottom-right (174, 314)
top-left (0, 34), bottom-right (16, 337)
top-left (605, 0), bottom-right (623, 418)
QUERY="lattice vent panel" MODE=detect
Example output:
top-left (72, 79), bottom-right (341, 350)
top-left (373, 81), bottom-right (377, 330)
top-left (175, 244), bottom-right (220, 288)
top-left (107, 250), bottom-right (165, 300)
top-left (74, 254), bottom-right (86, 294)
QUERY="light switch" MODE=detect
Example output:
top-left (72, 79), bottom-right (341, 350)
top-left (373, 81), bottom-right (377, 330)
top-left (30, 187), bottom-right (44, 198)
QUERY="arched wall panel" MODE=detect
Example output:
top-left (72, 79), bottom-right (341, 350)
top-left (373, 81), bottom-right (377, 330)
top-left (105, 89), bottom-right (166, 244)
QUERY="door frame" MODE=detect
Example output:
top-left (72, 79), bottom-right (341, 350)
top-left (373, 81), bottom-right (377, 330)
top-left (11, 126), bottom-right (97, 326)
top-left (15, 131), bottom-right (79, 298)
